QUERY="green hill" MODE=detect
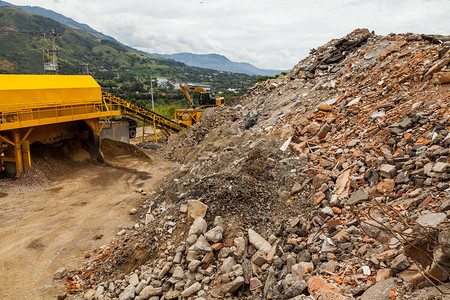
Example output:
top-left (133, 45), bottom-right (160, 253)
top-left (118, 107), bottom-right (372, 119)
top-left (0, 6), bottom-right (258, 92)
top-left (0, 0), bottom-right (118, 42)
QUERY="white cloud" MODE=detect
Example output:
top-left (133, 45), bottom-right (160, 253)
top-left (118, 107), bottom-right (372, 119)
top-left (6, 0), bottom-right (450, 69)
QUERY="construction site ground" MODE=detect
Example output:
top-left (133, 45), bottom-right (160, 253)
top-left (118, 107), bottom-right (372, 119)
top-left (0, 140), bottom-right (176, 299)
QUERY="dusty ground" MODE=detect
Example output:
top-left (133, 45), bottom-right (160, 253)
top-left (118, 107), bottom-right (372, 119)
top-left (0, 143), bottom-right (176, 299)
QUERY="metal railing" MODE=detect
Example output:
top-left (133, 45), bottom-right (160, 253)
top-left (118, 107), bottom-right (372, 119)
top-left (0, 98), bottom-right (118, 131)
top-left (101, 92), bottom-right (187, 133)
top-left (0, 93), bottom-right (187, 134)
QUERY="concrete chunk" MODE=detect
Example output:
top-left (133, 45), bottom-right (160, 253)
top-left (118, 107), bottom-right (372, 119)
top-left (188, 217), bottom-right (207, 236)
top-left (129, 273), bottom-right (139, 286)
top-left (139, 286), bottom-right (162, 299)
top-left (248, 229), bottom-right (271, 254)
top-left (380, 164), bottom-right (397, 178)
top-left (347, 189), bottom-right (369, 205)
top-left (187, 200), bottom-right (208, 220)
top-left (222, 276), bottom-right (245, 294)
top-left (158, 262), bottom-right (173, 279)
top-left (432, 162), bottom-right (449, 173)
top-left (181, 282), bottom-right (201, 298)
top-left (361, 278), bottom-right (397, 300)
top-left (119, 285), bottom-right (135, 300)
top-left (53, 267), bottom-right (66, 280)
top-left (205, 226), bottom-right (223, 243)
top-left (417, 213), bottom-right (447, 227)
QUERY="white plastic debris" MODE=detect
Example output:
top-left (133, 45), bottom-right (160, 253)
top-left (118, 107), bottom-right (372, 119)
top-left (362, 266), bottom-right (371, 276)
top-left (280, 137), bottom-right (292, 152)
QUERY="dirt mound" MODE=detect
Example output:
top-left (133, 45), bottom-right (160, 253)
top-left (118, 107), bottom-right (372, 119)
top-left (101, 138), bottom-right (152, 163)
top-left (13, 156), bottom-right (60, 189)
top-left (9, 142), bottom-right (76, 190)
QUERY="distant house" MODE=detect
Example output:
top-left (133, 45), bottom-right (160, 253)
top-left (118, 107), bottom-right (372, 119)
top-left (156, 78), bottom-right (177, 89)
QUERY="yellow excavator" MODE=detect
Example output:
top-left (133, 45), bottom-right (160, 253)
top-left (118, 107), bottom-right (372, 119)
top-left (174, 84), bottom-right (224, 126)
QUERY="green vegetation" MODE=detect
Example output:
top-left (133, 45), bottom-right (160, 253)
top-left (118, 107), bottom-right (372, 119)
top-left (254, 72), bottom-right (289, 83)
top-left (0, 6), bottom-right (260, 111)
top-left (153, 105), bottom-right (181, 120)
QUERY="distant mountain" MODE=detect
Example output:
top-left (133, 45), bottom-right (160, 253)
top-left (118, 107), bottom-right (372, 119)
top-left (0, 0), bottom-right (281, 77)
top-left (153, 53), bottom-right (287, 76)
top-left (0, 6), bottom-right (258, 92)
top-left (0, 0), bottom-right (117, 42)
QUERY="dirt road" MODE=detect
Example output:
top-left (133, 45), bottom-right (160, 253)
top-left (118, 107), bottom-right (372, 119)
top-left (0, 148), bottom-right (176, 299)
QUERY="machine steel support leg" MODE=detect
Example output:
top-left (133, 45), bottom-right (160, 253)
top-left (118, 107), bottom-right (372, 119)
top-left (153, 119), bottom-right (158, 142)
top-left (13, 129), bottom-right (23, 176)
top-left (142, 122), bottom-right (146, 142)
top-left (84, 118), bottom-right (100, 134)
top-left (22, 140), bottom-right (31, 172)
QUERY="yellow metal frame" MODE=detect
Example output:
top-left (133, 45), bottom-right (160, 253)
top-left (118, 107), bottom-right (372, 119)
top-left (0, 75), bottom-right (188, 177)
top-left (0, 75), bottom-right (121, 132)
top-left (0, 129), bottom-right (33, 175)
top-left (0, 101), bottom-right (120, 131)
top-left (174, 109), bottom-right (202, 126)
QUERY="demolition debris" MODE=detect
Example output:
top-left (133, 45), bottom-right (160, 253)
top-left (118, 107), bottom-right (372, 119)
top-left (65, 29), bottom-right (450, 300)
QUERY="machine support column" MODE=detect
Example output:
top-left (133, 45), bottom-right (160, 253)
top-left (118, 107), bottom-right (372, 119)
top-left (153, 119), bottom-right (158, 142)
top-left (13, 129), bottom-right (23, 176)
top-left (142, 122), bottom-right (146, 142)
top-left (22, 140), bottom-right (31, 172)
top-left (84, 118), bottom-right (100, 134)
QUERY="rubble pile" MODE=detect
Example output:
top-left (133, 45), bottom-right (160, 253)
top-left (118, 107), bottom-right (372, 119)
top-left (66, 30), bottom-right (450, 300)
top-left (163, 134), bottom-right (312, 230)
top-left (163, 106), bottom-right (238, 163)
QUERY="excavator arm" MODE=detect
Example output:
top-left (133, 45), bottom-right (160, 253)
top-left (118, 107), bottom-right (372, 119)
top-left (179, 84), bottom-right (206, 108)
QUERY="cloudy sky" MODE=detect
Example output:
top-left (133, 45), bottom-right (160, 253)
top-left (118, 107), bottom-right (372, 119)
top-left (6, 0), bottom-right (450, 70)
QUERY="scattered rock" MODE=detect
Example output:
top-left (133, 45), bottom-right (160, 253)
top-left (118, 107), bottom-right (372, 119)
top-left (181, 282), bottom-right (201, 298)
top-left (380, 164), bottom-right (397, 178)
top-left (119, 285), bottom-right (135, 300)
top-left (360, 278), bottom-right (397, 300)
top-left (53, 267), bottom-right (66, 281)
top-left (347, 189), bottom-right (369, 205)
top-left (222, 276), bottom-right (245, 294)
top-left (187, 200), bottom-right (208, 220)
top-left (205, 226), bottom-right (223, 243)
top-left (416, 213), bottom-right (447, 227)
top-left (248, 229), bottom-right (271, 254)
top-left (139, 286), bottom-right (162, 299)
top-left (188, 217), bottom-right (207, 236)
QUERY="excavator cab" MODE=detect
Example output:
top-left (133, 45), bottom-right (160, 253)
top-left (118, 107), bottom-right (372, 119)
top-left (198, 92), bottom-right (216, 106)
